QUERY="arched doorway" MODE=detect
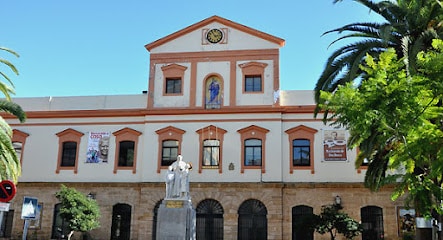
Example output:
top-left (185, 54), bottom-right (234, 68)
top-left (111, 203), bottom-right (131, 240)
top-left (238, 199), bottom-right (267, 240)
top-left (196, 199), bottom-right (224, 240)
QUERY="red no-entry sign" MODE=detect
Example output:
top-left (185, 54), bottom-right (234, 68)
top-left (0, 180), bottom-right (16, 202)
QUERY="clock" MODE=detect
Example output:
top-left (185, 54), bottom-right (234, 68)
top-left (206, 28), bottom-right (223, 44)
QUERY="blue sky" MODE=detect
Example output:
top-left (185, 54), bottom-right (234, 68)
top-left (2, 1), bottom-right (382, 98)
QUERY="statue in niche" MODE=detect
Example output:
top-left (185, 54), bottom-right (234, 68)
top-left (205, 77), bottom-right (222, 109)
top-left (165, 155), bottom-right (192, 199)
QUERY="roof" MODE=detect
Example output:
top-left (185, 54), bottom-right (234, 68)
top-left (145, 15), bottom-right (285, 51)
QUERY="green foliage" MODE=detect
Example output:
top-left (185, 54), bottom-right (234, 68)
top-left (55, 185), bottom-right (100, 239)
top-left (319, 40), bottom-right (443, 217)
top-left (0, 47), bottom-right (26, 183)
top-left (0, 47), bottom-right (19, 101)
top-left (315, 0), bottom-right (443, 118)
top-left (300, 204), bottom-right (362, 240)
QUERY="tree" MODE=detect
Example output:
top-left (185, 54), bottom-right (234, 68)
top-left (55, 185), bottom-right (101, 240)
top-left (315, 0), bottom-right (443, 116)
top-left (0, 46), bottom-right (26, 183)
top-left (299, 204), bottom-right (362, 240)
top-left (318, 40), bottom-right (443, 217)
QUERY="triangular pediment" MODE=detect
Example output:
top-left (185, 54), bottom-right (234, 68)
top-left (145, 15), bottom-right (285, 53)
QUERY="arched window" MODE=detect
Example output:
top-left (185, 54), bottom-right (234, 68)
top-left (238, 199), bottom-right (267, 240)
top-left (361, 206), bottom-right (384, 240)
top-left (111, 203), bottom-right (132, 240)
top-left (292, 205), bottom-right (314, 240)
top-left (196, 199), bottom-right (224, 240)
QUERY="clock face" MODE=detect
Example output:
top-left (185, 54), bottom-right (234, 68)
top-left (206, 29), bottom-right (223, 44)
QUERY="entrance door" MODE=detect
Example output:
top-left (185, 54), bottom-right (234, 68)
top-left (111, 203), bottom-right (131, 240)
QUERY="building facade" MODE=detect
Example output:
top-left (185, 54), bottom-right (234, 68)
top-left (3, 16), bottom-right (407, 240)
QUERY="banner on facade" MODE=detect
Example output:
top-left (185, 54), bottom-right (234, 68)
top-left (323, 130), bottom-right (347, 161)
top-left (86, 132), bottom-right (110, 163)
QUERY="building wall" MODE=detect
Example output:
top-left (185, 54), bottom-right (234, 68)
top-left (7, 182), bottom-right (402, 240)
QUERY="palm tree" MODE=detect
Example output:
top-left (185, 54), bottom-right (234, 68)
top-left (0, 47), bottom-right (20, 101)
top-left (0, 46), bottom-right (26, 182)
top-left (315, 0), bottom-right (443, 198)
top-left (315, 0), bottom-right (443, 111)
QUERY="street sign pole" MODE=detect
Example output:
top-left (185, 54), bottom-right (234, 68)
top-left (22, 219), bottom-right (30, 240)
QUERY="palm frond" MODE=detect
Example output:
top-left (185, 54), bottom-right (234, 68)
top-left (0, 100), bottom-right (26, 123)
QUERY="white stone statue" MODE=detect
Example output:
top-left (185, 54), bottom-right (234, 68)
top-left (165, 155), bottom-right (192, 199)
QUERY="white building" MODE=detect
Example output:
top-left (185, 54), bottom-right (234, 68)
top-left (4, 16), bottom-right (403, 240)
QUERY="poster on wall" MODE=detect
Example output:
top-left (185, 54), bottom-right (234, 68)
top-left (397, 207), bottom-right (416, 238)
top-left (86, 132), bottom-right (110, 163)
top-left (323, 130), bottom-right (347, 161)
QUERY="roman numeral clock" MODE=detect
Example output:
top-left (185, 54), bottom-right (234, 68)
top-left (203, 28), bottom-right (227, 44)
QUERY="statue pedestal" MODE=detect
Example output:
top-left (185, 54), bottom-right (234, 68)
top-left (156, 199), bottom-right (196, 240)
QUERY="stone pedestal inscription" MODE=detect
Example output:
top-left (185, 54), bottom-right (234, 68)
top-left (156, 200), bottom-right (196, 240)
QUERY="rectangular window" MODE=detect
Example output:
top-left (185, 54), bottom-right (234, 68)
top-left (245, 75), bottom-right (262, 92)
top-left (162, 140), bottom-right (178, 166)
top-left (203, 139), bottom-right (220, 167)
top-left (165, 78), bottom-right (182, 94)
top-left (293, 139), bottom-right (310, 166)
top-left (118, 141), bottom-right (135, 167)
top-left (244, 139), bottom-right (262, 166)
top-left (61, 142), bottom-right (77, 167)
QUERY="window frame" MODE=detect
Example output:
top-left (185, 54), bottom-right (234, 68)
top-left (161, 64), bottom-right (187, 96)
top-left (113, 128), bottom-right (142, 174)
top-left (165, 78), bottom-right (182, 94)
top-left (61, 141), bottom-right (77, 167)
top-left (202, 139), bottom-right (220, 168)
top-left (237, 125), bottom-right (269, 173)
top-left (292, 139), bottom-right (311, 167)
top-left (285, 125), bottom-right (317, 174)
top-left (196, 125), bottom-right (227, 173)
top-left (238, 61), bottom-right (268, 94)
top-left (155, 126), bottom-right (186, 173)
top-left (12, 129), bottom-right (29, 165)
top-left (244, 75), bottom-right (262, 92)
top-left (56, 128), bottom-right (84, 174)
top-left (244, 139), bottom-right (262, 167)
top-left (161, 140), bottom-right (179, 167)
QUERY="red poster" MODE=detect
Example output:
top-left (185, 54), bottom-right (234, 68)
top-left (323, 130), bottom-right (347, 161)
